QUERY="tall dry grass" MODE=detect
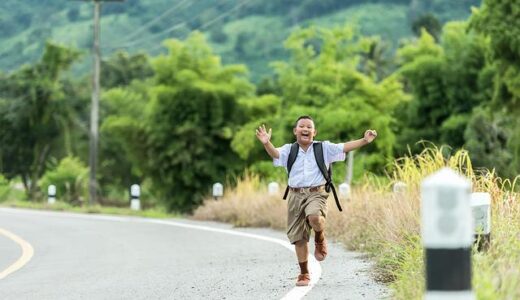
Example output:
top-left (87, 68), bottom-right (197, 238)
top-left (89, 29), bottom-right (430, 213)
top-left (193, 146), bottom-right (519, 299)
top-left (193, 173), bottom-right (287, 229)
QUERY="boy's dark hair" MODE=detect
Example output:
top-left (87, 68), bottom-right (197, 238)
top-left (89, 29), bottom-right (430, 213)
top-left (294, 115), bottom-right (314, 128)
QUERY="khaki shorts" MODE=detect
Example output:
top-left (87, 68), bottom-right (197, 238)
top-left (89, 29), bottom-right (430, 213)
top-left (286, 188), bottom-right (329, 244)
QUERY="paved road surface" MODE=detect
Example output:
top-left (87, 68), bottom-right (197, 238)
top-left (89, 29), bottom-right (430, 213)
top-left (0, 208), bottom-right (388, 299)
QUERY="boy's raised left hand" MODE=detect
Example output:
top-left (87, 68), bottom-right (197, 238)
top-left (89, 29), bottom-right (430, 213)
top-left (363, 129), bottom-right (377, 143)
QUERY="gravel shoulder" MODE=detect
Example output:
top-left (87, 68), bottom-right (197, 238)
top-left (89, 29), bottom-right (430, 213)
top-left (180, 219), bottom-right (390, 300)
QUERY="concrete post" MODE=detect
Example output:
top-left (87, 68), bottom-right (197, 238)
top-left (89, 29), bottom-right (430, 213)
top-left (339, 182), bottom-right (350, 200)
top-left (421, 168), bottom-right (474, 300)
top-left (48, 185), bottom-right (56, 204)
top-left (470, 192), bottom-right (491, 251)
top-left (393, 181), bottom-right (407, 194)
top-left (212, 183), bottom-right (223, 200)
top-left (130, 184), bottom-right (140, 211)
top-left (268, 182), bottom-right (279, 196)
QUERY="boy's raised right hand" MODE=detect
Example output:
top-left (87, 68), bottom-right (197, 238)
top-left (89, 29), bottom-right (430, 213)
top-left (255, 124), bottom-right (272, 145)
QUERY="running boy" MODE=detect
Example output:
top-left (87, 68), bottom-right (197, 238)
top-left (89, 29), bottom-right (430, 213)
top-left (255, 115), bottom-right (377, 286)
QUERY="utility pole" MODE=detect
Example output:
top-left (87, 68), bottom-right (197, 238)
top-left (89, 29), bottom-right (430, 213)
top-left (78, 0), bottom-right (124, 205)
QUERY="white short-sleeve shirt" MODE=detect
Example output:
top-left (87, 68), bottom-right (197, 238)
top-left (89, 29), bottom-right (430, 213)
top-left (273, 141), bottom-right (345, 188)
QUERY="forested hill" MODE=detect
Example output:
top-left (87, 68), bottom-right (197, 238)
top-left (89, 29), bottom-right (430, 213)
top-left (1, 0), bottom-right (479, 81)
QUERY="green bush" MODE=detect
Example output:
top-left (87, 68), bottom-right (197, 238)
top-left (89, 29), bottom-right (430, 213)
top-left (39, 156), bottom-right (88, 205)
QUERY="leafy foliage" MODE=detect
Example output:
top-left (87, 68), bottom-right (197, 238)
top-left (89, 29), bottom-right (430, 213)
top-left (231, 25), bottom-right (408, 180)
top-left (0, 42), bottom-right (80, 199)
top-left (100, 52), bottom-right (153, 89)
top-left (470, 0), bottom-right (520, 176)
top-left (395, 24), bottom-right (489, 155)
top-left (99, 81), bottom-right (150, 195)
top-left (143, 33), bottom-right (254, 211)
top-left (39, 156), bottom-right (88, 205)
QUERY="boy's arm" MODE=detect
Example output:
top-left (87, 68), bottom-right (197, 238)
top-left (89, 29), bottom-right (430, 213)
top-left (262, 140), bottom-right (280, 159)
top-left (256, 124), bottom-right (280, 159)
top-left (343, 129), bottom-right (377, 153)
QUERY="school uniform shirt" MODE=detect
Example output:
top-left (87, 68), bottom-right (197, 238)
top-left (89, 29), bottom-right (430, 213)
top-left (273, 141), bottom-right (345, 188)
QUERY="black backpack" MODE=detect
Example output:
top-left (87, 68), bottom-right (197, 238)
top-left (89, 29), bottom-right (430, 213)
top-left (282, 142), bottom-right (342, 211)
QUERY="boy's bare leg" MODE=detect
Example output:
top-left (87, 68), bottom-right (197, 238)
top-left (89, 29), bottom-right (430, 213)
top-left (294, 240), bottom-right (311, 286)
top-left (295, 240), bottom-right (309, 263)
top-left (307, 215), bottom-right (327, 261)
top-left (307, 215), bottom-right (325, 232)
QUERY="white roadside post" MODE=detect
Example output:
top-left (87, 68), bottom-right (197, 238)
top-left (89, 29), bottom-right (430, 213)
top-left (421, 168), bottom-right (474, 300)
top-left (471, 192), bottom-right (491, 251)
top-left (48, 185), bottom-right (56, 204)
top-left (268, 182), bottom-right (279, 196)
top-left (393, 181), bottom-right (407, 194)
top-left (345, 151), bottom-right (354, 184)
top-left (130, 184), bottom-right (141, 211)
top-left (339, 182), bottom-right (350, 200)
top-left (213, 183), bottom-right (223, 200)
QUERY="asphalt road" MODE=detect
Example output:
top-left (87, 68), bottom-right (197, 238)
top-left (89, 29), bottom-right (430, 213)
top-left (0, 208), bottom-right (388, 300)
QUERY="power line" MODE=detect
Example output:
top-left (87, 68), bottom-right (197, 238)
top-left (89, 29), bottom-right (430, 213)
top-left (106, 22), bottom-right (186, 50)
top-left (107, 0), bottom-right (192, 47)
top-left (199, 0), bottom-right (250, 30)
top-left (145, 0), bottom-right (252, 55)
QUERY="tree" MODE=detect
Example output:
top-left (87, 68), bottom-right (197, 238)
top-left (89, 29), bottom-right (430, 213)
top-left (145, 33), bottom-right (254, 211)
top-left (233, 25), bottom-right (408, 177)
top-left (99, 81), bottom-right (150, 195)
top-left (470, 0), bottom-right (520, 174)
top-left (395, 25), bottom-right (489, 155)
top-left (0, 42), bottom-right (80, 199)
top-left (100, 51), bottom-right (153, 89)
top-left (412, 13), bottom-right (442, 41)
top-left (464, 107), bottom-right (512, 176)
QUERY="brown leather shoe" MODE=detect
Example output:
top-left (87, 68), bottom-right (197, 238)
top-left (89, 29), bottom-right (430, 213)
top-left (314, 239), bottom-right (328, 261)
top-left (296, 273), bottom-right (311, 286)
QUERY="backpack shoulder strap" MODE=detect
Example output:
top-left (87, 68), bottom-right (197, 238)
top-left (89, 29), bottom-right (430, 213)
top-left (287, 142), bottom-right (299, 175)
top-left (283, 143), bottom-right (299, 200)
top-left (313, 142), bottom-right (343, 212)
top-left (313, 142), bottom-right (329, 181)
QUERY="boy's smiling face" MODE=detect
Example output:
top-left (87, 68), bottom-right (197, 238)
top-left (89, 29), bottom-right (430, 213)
top-left (293, 118), bottom-right (317, 147)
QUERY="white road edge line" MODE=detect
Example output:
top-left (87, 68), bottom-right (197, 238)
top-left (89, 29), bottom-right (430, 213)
top-left (145, 219), bottom-right (322, 300)
top-left (0, 228), bottom-right (35, 280)
top-left (0, 208), bottom-right (321, 299)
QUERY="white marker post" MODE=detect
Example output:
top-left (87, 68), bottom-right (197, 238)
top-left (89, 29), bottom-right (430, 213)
top-left (393, 181), bottom-right (407, 194)
top-left (130, 184), bottom-right (140, 211)
top-left (421, 168), bottom-right (474, 300)
top-left (48, 185), bottom-right (56, 204)
top-left (471, 192), bottom-right (491, 251)
top-left (345, 151), bottom-right (354, 184)
top-left (339, 182), bottom-right (350, 200)
top-left (268, 182), bottom-right (279, 196)
top-left (212, 183), bottom-right (223, 200)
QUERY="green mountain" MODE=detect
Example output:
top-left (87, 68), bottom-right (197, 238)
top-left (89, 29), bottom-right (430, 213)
top-left (0, 0), bottom-right (480, 81)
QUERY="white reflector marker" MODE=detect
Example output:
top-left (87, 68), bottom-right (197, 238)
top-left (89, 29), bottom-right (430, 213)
top-left (393, 181), bottom-right (407, 194)
top-left (130, 184), bottom-right (141, 211)
top-left (338, 183), bottom-right (350, 200)
top-left (48, 185), bottom-right (56, 204)
top-left (212, 183), bottom-right (223, 200)
top-left (470, 192), bottom-right (491, 251)
top-left (268, 182), bottom-right (279, 195)
top-left (421, 168), bottom-right (474, 300)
